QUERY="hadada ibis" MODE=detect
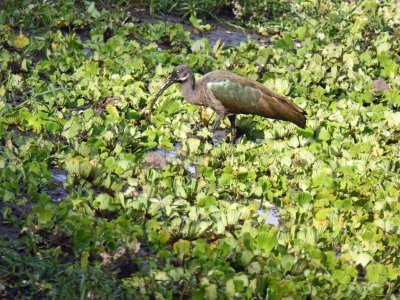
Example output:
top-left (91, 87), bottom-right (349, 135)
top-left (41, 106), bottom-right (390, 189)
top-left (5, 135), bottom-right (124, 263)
top-left (148, 65), bottom-right (306, 137)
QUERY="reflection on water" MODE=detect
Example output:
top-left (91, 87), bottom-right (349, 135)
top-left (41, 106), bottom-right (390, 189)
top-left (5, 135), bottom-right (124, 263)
top-left (257, 209), bottom-right (279, 227)
top-left (211, 129), bottom-right (231, 144)
top-left (134, 13), bottom-right (273, 48)
top-left (191, 28), bottom-right (271, 47)
top-left (187, 165), bottom-right (196, 174)
top-left (52, 172), bottom-right (67, 183)
top-left (45, 169), bottom-right (68, 203)
top-left (155, 148), bottom-right (177, 159)
top-left (154, 147), bottom-right (196, 174)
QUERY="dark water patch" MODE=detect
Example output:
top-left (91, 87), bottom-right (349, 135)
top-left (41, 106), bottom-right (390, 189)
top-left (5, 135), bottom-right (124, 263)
top-left (44, 169), bottom-right (68, 203)
top-left (83, 48), bottom-right (94, 57)
top-left (155, 147), bottom-right (177, 159)
top-left (211, 129), bottom-right (231, 144)
top-left (192, 28), bottom-right (271, 47)
top-left (333, 243), bottom-right (342, 259)
top-left (101, 242), bottom-right (155, 279)
top-left (0, 225), bottom-right (20, 240)
top-left (0, 201), bottom-right (32, 240)
top-left (5, 95), bottom-right (27, 108)
top-left (51, 169), bottom-right (67, 184)
top-left (132, 11), bottom-right (272, 47)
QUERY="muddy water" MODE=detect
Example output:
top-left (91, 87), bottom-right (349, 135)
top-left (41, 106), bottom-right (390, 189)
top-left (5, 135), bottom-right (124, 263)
top-left (192, 28), bottom-right (271, 47)
top-left (153, 147), bottom-right (196, 174)
top-left (133, 13), bottom-right (271, 47)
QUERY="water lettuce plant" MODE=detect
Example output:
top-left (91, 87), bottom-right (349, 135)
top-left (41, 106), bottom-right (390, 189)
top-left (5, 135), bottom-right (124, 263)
top-left (0, 0), bottom-right (399, 298)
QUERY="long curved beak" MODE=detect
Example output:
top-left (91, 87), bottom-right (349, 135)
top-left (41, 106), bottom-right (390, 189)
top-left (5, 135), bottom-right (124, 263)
top-left (148, 74), bottom-right (175, 114)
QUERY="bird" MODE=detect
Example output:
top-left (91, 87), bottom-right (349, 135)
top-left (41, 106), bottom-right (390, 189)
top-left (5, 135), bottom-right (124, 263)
top-left (147, 64), bottom-right (306, 137)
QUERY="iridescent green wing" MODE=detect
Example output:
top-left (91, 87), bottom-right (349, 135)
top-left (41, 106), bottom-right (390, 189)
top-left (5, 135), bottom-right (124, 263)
top-left (206, 79), bottom-right (262, 114)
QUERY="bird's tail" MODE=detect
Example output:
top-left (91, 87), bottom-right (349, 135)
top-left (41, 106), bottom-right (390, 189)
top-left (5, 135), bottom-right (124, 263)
top-left (289, 110), bottom-right (307, 128)
top-left (259, 96), bottom-right (307, 128)
top-left (272, 95), bottom-right (307, 128)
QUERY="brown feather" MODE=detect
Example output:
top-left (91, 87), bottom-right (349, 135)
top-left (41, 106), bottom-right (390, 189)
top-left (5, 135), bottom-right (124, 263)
top-left (197, 71), bottom-right (307, 128)
top-left (151, 65), bottom-right (307, 130)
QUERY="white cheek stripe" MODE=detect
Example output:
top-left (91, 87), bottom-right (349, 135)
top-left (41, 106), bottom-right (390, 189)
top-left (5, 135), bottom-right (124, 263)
top-left (179, 75), bottom-right (188, 81)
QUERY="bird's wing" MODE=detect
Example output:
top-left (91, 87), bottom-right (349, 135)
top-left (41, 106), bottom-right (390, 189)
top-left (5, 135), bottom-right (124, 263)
top-left (202, 71), bottom-right (306, 127)
top-left (205, 74), bottom-right (263, 115)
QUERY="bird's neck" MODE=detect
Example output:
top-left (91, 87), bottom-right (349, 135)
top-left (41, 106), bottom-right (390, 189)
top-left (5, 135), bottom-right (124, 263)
top-left (181, 74), bottom-right (201, 105)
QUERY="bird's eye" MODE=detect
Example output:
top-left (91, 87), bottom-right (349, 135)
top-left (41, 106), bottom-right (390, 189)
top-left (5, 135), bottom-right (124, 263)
top-left (176, 71), bottom-right (180, 75)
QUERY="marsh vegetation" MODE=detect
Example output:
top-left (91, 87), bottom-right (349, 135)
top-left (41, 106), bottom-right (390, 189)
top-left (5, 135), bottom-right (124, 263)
top-left (0, 0), bottom-right (399, 298)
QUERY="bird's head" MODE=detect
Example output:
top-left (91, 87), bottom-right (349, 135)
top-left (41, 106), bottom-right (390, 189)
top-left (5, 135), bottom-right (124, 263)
top-left (147, 65), bottom-right (194, 118)
top-left (171, 64), bottom-right (193, 82)
top-left (164, 64), bottom-right (193, 86)
top-left (157, 65), bottom-right (193, 95)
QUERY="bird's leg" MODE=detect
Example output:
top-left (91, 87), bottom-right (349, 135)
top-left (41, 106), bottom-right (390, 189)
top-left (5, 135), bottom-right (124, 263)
top-left (228, 115), bottom-right (237, 138)
top-left (211, 115), bottom-right (222, 133)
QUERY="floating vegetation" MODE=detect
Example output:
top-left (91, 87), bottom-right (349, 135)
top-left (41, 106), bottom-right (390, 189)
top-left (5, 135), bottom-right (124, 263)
top-left (0, 0), bottom-right (399, 298)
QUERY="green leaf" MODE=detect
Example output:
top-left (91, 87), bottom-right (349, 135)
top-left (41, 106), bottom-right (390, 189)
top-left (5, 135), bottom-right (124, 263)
top-left (317, 127), bottom-right (331, 141)
top-left (84, 61), bottom-right (98, 78)
top-left (87, 2), bottom-right (100, 18)
top-left (205, 284), bottom-right (217, 300)
top-left (227, 208), bottom-right (241, 225)
top-left (154, 271), bottom-right (169, 281)
top-left (83, 109), bottom-right (94, 120)
top-left (295, 26), bottom-right (307, 40)
top-left (276, 34), bottom-right (294, 49)
top-left (197, 195), bottom-right (217, 207)
top-left (356, 252), bottom-right (373, 267)
top-left (80, 250), bottom-right (89, 268)
top-left (62, 117), bottom-right (82, 139)
top-left (173, 239), bottom-right (191, 261)
top-left (265, 78), bottom-right (291, 95)
top-left (126, 109), bottom-right (141, 120)
top-left (182, 138), bottom-right (201, 155)
top-left (281, 254), bottom-right (295, 272)
top-left (257, 229), bottom-right (278, 254)
top-left (37, 205), bottom-right (54, 225)
top-left (189, 15), bottom-right (211, 31)
top-left (333, 270), bottom-right (351, 285)
top-left (218, 173), bottom-right (233, 186)
top-left (158, 229), bottom-right (170, 244)
top-left (9, 33), bottom-right (30, 49)
top-left (94, 193), bottom-right (113, 210)
top-left (106, 104), bottom-right (119, 117)
top-left (226, 279), bottom-right (235, 298)
top-left (191, 38), bottom-right (211, 54)
top-left (366, 263), bottom-right (388, 284)
top-left (158, 98), bottom-right (180, 115)
top-left (313, 173), bottom-right (334, 188)
top-left (239, 250), bottom-right (254, 266)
